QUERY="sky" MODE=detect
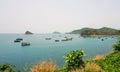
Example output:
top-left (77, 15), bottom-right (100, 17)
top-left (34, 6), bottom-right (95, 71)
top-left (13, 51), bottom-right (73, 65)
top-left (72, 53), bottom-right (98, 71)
top-left (0, 0), bottom-right (120, 33)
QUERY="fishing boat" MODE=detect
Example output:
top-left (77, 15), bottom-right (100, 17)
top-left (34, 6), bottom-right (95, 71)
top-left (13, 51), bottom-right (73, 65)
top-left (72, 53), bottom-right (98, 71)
top-left (14, 40), bottom-right (21, 42)
top-left (21, 42), bottom-right (30, 46)
top-left (55, 40), bottom-right (59, 42)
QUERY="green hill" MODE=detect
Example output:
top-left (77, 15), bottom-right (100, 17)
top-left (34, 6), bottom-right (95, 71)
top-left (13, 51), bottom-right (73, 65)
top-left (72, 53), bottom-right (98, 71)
top-left (70, 27), bottom-right (120, 35)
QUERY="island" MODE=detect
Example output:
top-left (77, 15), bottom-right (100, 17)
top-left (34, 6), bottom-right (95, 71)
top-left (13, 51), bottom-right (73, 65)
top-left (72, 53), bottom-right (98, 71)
top-left (70, 27), bottom-right (120, 36)
top-left (53, 31), bottom-right (61, 34)
top-left (25, 31), bottom-right (33, 35)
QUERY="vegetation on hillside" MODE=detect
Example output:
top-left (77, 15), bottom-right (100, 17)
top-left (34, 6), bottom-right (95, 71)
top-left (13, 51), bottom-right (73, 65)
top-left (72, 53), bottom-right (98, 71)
top-left (112, 37), bottom-right (120, 51)
top-left (70, 27), bottom-right (120, 35)
top-left (92, 37), bottom-right (120, 72)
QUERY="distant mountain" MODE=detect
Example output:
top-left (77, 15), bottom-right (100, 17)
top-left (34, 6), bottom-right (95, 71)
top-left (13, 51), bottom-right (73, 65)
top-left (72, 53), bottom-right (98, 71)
top-left (70, 27), bottom-right (120, 35)
top-left (53, 31), bottom-right (61, 34)
top-left (25, 31), bottom-right (33, 35)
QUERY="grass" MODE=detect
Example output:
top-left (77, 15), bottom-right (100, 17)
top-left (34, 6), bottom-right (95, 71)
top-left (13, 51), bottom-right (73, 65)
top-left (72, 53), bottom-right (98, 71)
top-left (30, 61), bottom-right (102, 72)
top-left (93, 55), bottom-right (105, 60)
top-left (71, 62), bottom-right (102, 72)
top-left (31, 61), bottom-right (58, 72)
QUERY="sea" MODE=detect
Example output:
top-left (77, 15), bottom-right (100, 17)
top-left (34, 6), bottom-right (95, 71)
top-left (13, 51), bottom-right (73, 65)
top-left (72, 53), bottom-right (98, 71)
top-left (0, 34), bottom-right (117, 71)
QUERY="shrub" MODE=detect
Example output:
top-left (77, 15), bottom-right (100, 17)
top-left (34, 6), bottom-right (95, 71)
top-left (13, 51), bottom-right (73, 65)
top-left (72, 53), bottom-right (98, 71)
top-left (0, 64), bottom-right (20, 72)
top-left (112, 37), bottom-right (120, 51)
top-left (64, 49), bottom-right (85, 71)
top-left (31, 61), bottom-right (58, 72)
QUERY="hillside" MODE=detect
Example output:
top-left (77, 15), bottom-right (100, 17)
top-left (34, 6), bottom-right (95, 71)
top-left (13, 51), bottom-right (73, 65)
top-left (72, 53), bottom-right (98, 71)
top-left (70, 27), bottom-right (120, 35)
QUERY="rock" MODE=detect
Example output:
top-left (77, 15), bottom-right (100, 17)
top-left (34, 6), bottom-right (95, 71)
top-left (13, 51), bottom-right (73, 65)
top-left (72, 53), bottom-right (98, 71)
top-left (25, 31), bottom-right (33, 35)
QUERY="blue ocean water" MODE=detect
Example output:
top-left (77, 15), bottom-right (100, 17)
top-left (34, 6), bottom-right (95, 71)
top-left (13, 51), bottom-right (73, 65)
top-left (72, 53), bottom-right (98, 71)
top-left (0, 34), bottom-right (117, 70)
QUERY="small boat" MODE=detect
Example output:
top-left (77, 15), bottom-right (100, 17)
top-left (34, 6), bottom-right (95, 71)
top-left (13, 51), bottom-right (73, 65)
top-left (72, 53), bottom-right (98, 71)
top-left (66, 37), bottom-right (73, 40)
top-left (101, 39), bottom-right (104, 41)
top-left (21, 42), bottom-right (30, 46)
top-left (55, 40), bottom-right (59, 42)
top-left (14, 38), bottom-right (23, 42)
top-left (98, 37), bottom-right (101, 39)
top-left (16, 38), bottom-right (23, 40)
top-left (62, 37), bottom-right (73, 41)
top-left (14, 40), bottom-right (21, 42)
top-left (61, 39), bottom-right (67, 41)
top-left (45, 38), bottom-right (51, 40)
top-left (105, 38), bottom-right (107, 39)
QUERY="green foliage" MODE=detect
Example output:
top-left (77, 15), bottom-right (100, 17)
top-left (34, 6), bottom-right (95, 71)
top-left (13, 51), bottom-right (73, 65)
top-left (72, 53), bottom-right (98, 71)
top-left (82, 38), bottom-right (120, 72)
top-left (64, 49), bottom-right (85, 71)
top-left (112, 37), bottom-right (120, 51)
top-left (70, 27), bottom-right (120, 35)
top-left (95, 52), bottom-right (120, 72)
top-left (0, 64), bottom-right (20, 72)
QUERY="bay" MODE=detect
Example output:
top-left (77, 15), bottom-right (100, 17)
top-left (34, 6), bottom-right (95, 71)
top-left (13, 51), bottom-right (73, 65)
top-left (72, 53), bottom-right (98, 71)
top-left (0, 34), bottom-right (117, 70)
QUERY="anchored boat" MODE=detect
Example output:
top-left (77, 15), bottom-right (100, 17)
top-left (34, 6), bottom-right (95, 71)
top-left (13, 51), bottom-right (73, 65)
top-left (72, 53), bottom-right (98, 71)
top-left (21, 42), bottom-right (30, 46)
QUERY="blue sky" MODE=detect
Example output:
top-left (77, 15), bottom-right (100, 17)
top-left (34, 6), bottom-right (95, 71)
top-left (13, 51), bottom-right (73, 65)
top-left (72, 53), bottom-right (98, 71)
top-left (0, 0), bottom-right (120, 33)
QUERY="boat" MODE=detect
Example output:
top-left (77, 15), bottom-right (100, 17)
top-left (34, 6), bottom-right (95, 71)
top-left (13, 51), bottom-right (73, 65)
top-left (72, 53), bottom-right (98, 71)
top-left (14, 40), bottom-right (21, 42)
top-left (21, 42), bottom-right (30, 46)
top-left (62, 37), bottom-right (73, 41)
top-left (66, 37), bottom-right (73, 40)
top-left (55, 40), bottom-right (59, 42)
top-left (16, 38), bottom-right (23, 40)
top-left (14, 38), bottom-right (23, 42)
top-left (98, 37), bottom-right (101, 39)
top-left (101, 39), bottom-right (104, 41)
top-left (45, 38), bottom-right (51, 40)
top-left (61, 39), bottom-right (67, 41)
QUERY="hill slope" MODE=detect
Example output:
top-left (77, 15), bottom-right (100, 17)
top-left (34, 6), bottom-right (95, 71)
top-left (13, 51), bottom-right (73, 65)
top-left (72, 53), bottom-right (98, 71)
top-left (70, 27), bottom-right (120, 35)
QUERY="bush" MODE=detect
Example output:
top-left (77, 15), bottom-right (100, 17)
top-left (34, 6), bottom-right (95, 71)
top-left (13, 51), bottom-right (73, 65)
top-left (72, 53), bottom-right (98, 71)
top-left (64, 49), bottom-right (85, 71)
top-left (112, 37), bottom-right (120, 51)
top-left (0, 64), bottom-right (20, 72)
